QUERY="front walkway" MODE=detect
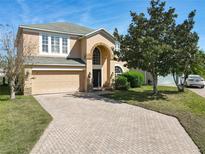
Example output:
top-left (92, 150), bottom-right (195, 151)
top-left (31, 93), bottom-right (200, 154)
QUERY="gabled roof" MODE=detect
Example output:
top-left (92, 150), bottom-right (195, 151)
top-left (17, 22), bottom-right (115, 43)
top-left (81, 28), bottom-right (115, 43)
top-left (20, 22), bottom-right (95, 36)
top-left (24, 57), bottom-right (86, 66)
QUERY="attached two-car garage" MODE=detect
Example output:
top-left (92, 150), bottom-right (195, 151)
top-left (24, 57), bottom-right (86, 95)
top-left (31, 70), bottom-right (84, 95)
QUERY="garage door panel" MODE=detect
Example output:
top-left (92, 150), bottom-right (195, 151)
top-left (32, 71), bottom-right (81, 94)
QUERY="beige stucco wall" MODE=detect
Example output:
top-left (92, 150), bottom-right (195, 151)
top-left (80, 38), bottom-right (87, 61)
top-left (19, 30), bottom-right (82, 58)
top-left (17, 32), bottom-right (23, 55)
top-left (18, 30), bottom-right (115, 62)
top-left (20, 31), bottom-right (39, 56)
top-left (69, 38), bottom-right (81, 58)
top-left (86, 33), bottom-right (114, 57)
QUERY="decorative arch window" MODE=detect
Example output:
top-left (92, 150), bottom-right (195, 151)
top-left (115, 66), bottom-right (123, 76)
top-left (93, 48), bottom-right (101, 65)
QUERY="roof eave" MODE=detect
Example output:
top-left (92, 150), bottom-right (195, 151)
top-left (19, 25), bottom-right (89, 36)
top-left (79, 28), bottom-right (115, 42)
top-left (24, 63), bottom-right (86, 67)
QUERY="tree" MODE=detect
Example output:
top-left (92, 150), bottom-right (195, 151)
top-left (0, 25), bottom-right (36, 99)
top-left (168, 11), bottom-right (199, 92)
top-left (114, 0), bottom-right (177, 94)
top-left (190, 50), bottom-right (205, 78)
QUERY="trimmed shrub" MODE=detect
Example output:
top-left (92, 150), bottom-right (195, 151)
top-left (122, 71), bottom-right (144, 88)
top-left (115, 76), bottom-right (130, 90)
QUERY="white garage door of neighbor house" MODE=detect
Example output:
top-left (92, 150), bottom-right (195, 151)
top-left (32, 71), bottom-right (80, 94)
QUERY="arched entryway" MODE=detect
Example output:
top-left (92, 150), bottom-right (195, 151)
top-left (87, 43), bottom-right (114, 90)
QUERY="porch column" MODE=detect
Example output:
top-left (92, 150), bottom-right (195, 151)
top-left (109, 59), bottom-right (115, 87)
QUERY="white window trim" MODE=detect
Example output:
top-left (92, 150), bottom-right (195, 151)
top-left (115, 64), bottom-right (124, 76)
top-left (93, 65), bottom-right (102, 69)
top-left (115, 64), bottom-right (124, 72)
top-left (39, 32), bottom-right (70, 57)
top-left (59, 37), bottom-right (62, 54)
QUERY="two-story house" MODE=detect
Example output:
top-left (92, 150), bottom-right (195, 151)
top-left (16, 22), bottom-right (128, 95)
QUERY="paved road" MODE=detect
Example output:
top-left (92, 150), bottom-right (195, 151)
top-left (189, 87), bottom-right (205, 98)
top-left (31, 93), bottom-right (200, 154)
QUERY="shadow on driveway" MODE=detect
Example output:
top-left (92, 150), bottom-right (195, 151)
top-left (64, 88), bottom-right (179, 103)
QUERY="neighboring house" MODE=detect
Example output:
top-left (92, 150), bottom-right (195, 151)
top-left (16, 22), bottom-right (130, 95)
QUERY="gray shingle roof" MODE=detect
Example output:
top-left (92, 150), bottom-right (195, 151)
top-left (21, 22), bottom-right (95, 35)
top-left (24, 57), bottom-right (86, 66)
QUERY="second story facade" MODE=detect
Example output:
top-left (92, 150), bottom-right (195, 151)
top-left (16, 22), bottom-right (115, 61)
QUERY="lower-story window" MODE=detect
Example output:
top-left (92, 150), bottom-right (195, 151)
top-left (115, 66), bottom-right (123, 76)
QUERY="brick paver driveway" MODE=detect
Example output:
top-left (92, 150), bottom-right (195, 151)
top-left (31, 93), bottom-right (200, 154)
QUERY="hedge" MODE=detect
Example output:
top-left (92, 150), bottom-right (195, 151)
top-left (115, 76), bottom-right (130, 90)
top-left (121, 71), bottom-right (144, 88)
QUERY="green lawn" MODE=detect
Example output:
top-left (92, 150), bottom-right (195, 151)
top-left (102, 86), bottom-right (205, 153)
top-left (0, 85), bottom-right (52, 154)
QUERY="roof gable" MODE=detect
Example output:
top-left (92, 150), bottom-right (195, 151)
top-left (81, 28), bottom-right (115, 43)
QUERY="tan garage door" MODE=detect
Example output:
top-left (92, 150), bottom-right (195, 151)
top-left (32, 71), bottom-right (81, 94)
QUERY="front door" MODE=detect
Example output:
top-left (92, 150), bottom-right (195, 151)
top-left (93, 69), bottom-right (101, 87)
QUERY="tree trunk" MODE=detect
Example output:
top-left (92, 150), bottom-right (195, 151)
top-left (3, 77), bottom-right (6, 85)
top-left (10, 79), bottom-right (15, 99)
top-left (172, 73), bottom-right (184, 92)
top-left (152, 73), bottom-right (158, 95)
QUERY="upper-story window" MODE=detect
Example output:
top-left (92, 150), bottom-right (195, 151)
top-left (40, 33), bottom-right (70, 56)
top-left (42, 35), bottom-right (48, 53)
top-left (51, 36), bottom-right (60, 53)
top-left (62, 38), bottom-right (68, 54)
top-left (93, 48), bottom-right (101, 65)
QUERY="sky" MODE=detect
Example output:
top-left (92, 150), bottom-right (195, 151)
top-left (0, 0), bottom-right (204, 50)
